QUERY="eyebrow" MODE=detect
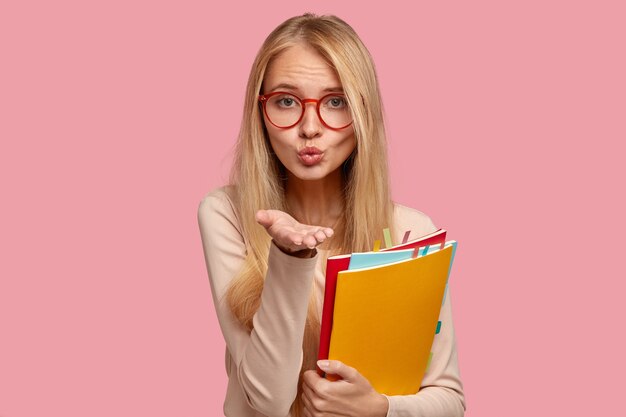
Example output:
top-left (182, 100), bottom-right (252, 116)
top-left (268, 83), bottom-right (344, 93)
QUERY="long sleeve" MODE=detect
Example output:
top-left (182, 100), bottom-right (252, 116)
top-left (198, 188), bottom-right (317, 417)
top-left (384, 204), bottom-right (466, 416)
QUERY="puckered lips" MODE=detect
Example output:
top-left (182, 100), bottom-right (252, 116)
top-left (297, 146), bottom-right (323, 166)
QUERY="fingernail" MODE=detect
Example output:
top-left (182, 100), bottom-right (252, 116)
top-left (317, 360), bottom-right (330, 369)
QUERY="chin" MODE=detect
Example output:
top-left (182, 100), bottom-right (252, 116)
top-left (287, 165), bottom-right (330, 181)
top-left (292, 171), bottom-right (327, 181)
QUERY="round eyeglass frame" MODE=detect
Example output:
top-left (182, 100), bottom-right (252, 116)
top-left (258, 91), bottom-right (353, 130)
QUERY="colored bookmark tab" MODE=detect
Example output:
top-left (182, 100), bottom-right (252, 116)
top-left (436, 321), bottom-right (442, 334)
top-left (373, 240), bottom-right (381, 252)
top-left (445, 241), bottom-right (458, 284)
top-left (425, 352), bottom-right (433, 372)
top-left (411, 246), bottom-right (419, 258)
top-left (402, 231), bottom-right (411, 244)
top-left (383, 228), bottom-right (392, 249)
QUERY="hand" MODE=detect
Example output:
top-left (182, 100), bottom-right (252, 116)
top-left (255, 209), bottom-right (334, 255)
top-left (302, 360), bottom-right (389, 417)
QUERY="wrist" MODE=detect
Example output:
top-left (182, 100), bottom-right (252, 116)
top-left (274, 241), bottom-right (316, 258)
top-left (290, 248), bottom-right (316, 258)
top-left (374, 393), bottom-right (389, 417)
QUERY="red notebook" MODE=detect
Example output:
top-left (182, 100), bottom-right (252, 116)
top-left (317, 228), bottom-right (447, 376)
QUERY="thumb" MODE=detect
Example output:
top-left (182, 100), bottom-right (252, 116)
top-left (317, 360), bottom-right (358, 382)
top-left (255, 210), bottom-right (272, 227)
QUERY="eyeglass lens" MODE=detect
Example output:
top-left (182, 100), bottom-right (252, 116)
top-left (264, 93), bottom-right (351, 128)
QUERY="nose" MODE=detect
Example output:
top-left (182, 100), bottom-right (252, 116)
top-left (298, 100), bottom-right (322, 139)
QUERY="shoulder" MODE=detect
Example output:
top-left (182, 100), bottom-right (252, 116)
top-left (197, 185), bottom-right (241, 230)
top-left (392, 201), bottom-right (438, 238)
top-left (198, 184), bottom-right (236, 208)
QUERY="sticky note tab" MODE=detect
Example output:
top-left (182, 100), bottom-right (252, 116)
top-left (383, 228), bottom-right (392, 249)
top-left (411, 246), bottom-right (419, 258)
top-left (402, 231), bottom-right (411, 244)
top-left (373, 240), bottom-right (381, 252)
top-left (436, 321), bottom-right (442, 334)
top-left (425, 352), bottom-right (433, 372)
top-left (445, 241), bottom-right (458, 284)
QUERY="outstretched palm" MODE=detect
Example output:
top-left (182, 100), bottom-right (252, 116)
top-left (255, 209), bottom-right (334, 254)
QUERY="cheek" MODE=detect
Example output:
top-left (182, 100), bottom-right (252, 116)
top-left (266, 130), bottom-right (293, 159)
top-left (339, 132), bottom-right (357, 154)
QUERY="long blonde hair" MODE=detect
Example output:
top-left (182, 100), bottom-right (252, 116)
top-left (225, 13), bottom-right (395, 416)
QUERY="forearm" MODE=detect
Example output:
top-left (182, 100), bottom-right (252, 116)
top-left (384, 386), bottom-right (465, 417)
top-left (198, 192), bottom-right (318, 417)
top-left (235, 241), bottom-right (317, 416)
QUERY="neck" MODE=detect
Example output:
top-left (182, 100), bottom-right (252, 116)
top-left (285, 169), bottom-right (344, 228)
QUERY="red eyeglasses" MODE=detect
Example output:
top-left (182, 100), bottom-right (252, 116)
top-left (258, 91), bottom-right (353, 130)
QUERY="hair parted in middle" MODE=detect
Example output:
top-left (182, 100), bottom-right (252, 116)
top-left (225, 13), bottom-right (395, 416)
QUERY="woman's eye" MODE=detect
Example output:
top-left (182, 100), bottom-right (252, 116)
top-left (277, 97), bottom-right (297, 107)
top-left (326, 96), bottom-right (346, 108)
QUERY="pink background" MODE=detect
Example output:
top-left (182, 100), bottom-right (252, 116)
top-left (1, 1), bottom-right (624, 416)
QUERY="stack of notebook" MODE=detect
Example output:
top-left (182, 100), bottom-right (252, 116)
top-left (317, 229), bottom-right (457, 395)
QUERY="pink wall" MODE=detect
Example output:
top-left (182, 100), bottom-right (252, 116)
top-left (1, 1), bottom-right (624, 416)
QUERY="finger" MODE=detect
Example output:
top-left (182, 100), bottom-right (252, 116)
top-left (259, 209), bottom-right (294, 227)
top-left (301, 389), bottom-right (316, 415)
top-left (255, 210), bottom-right (272, 228)
top-left (317, 359), bottom-right (359, 383)
top-left (301, 397), bottom-right (314, 417)
top-left (289, 232), bottom-right (304, 246)
top-left (302, 234), bottom-right (318, 249)
top-left (303, 378), bottom-right (330, 405)
top-left (303, 370), bottom-right (321, 387)
top-left (302, 385), bottom-right (325, 415)
top-left (313, 229), bottom-right (327, 242)
top-left (302, 381), bottom-right (315, 400)
top-left (323, 227), bottom-right (334, 237)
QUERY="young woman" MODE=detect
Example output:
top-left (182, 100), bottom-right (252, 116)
top-left (198, 13), bottom-right (465, 417)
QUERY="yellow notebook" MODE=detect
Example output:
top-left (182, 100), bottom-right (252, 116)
top-left (327, 243), bottom-right (454, 395)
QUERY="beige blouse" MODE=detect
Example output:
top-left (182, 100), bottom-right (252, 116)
top-left (198, 186), bottom-right (465, 417)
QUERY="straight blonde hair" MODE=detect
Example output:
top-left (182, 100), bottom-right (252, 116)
top-left (225, 13), bottom-right (395, 416)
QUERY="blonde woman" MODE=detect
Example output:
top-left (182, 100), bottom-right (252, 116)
top-left (198, 13), bottom-right (465, 417)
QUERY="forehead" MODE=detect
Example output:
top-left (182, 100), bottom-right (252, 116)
top-left (263, 43), bottom-right (342, 95)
